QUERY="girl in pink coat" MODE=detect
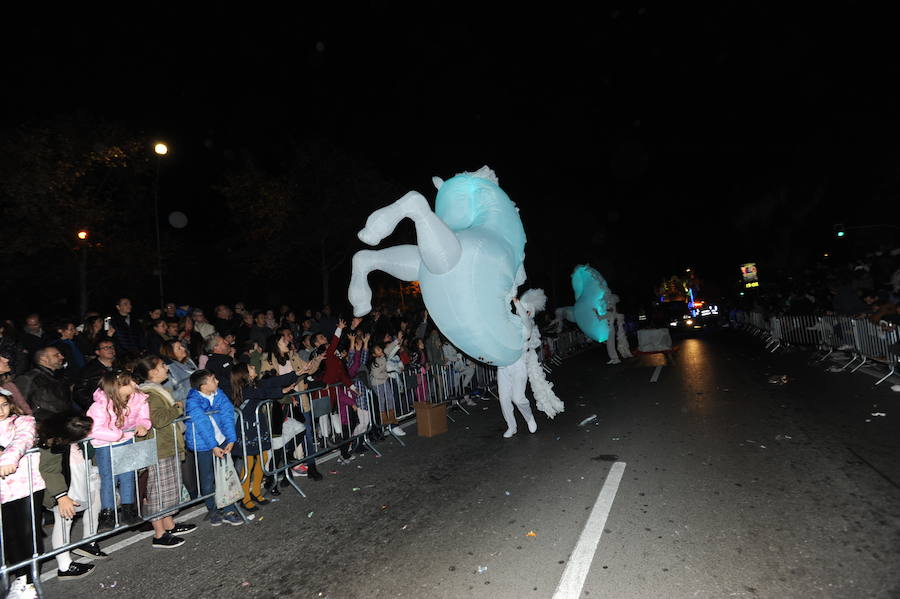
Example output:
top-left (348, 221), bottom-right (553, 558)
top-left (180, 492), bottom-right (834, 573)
top-left (87, 371), bottom-right (151, 533)
top-left (0, 392), bottom-right (45, 591)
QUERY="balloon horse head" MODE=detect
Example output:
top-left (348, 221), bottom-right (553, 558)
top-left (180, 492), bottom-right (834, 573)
top-left (349, 166), bottom-right (528, 366)
top-left (568, 264), bottom-right (612, 343)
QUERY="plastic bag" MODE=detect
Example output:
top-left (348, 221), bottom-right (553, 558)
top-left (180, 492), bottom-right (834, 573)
top-left (213, 456), bottom-right (244, 509)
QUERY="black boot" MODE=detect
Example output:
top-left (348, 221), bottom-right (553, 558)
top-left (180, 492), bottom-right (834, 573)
top-left (306, 463), bottom-right (323, 481)
top-left (119, 504), bottom-right (142, 527)
top-left (97, 509), bottom-right (116, 533)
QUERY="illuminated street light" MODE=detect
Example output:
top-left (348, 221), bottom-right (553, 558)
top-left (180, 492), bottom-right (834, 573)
top-left (153, 142), bottom-right (168, 307)
top-left (76, 229), bottom-right (90, 316)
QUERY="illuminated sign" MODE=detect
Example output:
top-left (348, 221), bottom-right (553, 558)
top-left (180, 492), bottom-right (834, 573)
top-left (741, 263), bottom-right (758, 284)
top-left (745, 281), bottom-right (759, 288)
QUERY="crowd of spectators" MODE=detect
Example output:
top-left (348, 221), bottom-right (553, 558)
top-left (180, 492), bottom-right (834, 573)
top-left (0, 297), bottom-right (487, 598)
top-left (743, 247), bottom-right (900, 326)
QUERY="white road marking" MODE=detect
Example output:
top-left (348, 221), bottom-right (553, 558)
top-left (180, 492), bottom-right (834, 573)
top-left (650, 365), bottom-right (663, 382)
top-left (552, 461), bottom-right (626, 599)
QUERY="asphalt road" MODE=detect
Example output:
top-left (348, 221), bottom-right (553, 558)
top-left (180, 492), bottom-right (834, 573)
top-left (39, 330), bottom-right (900, 599)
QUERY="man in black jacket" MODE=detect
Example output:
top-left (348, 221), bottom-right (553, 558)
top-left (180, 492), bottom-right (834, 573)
top-left (203, 335), bottom-right (235, 400)
top-left (20, 313), bottom-right (53, 368)
top-left (73, 339), bottom-right (117, 413)
top-left (109, 297), bottom-right (145, 358)
top-left (15, 347), bottom-right (76, 421)
top-left (212, 305), bottom-right (241, 339)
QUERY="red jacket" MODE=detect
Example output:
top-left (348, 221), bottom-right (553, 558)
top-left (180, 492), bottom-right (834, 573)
top-left (317, 333), bottom-right (352, 388)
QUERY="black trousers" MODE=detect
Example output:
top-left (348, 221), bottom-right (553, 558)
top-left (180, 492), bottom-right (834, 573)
top-left (1, 491), bottom-right (45, 581)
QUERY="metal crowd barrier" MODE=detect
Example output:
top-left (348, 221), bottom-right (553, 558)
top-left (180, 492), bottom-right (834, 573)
top-left (2, 342), bottom-right (588, 597)
top-left (733, 311), bottom-right (900, 385)
top-left (0, 410), bottom-right (251, 599)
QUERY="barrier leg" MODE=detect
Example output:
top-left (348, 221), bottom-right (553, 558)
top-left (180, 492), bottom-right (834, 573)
top-left (874, 363), bottom-right (896, 385)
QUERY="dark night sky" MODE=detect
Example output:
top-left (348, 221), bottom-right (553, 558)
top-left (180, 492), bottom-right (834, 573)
top-left (4, 4), bottom-right (899, 312)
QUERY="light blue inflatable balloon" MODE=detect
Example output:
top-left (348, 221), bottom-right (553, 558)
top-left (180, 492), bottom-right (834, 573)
top-left (348, 166), bottom-right (528, 366)
top-left (570, 264), bottom-right (611, 343)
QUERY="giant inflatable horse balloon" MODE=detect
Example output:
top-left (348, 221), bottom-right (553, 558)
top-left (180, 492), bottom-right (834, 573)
top-left (348, 166), bottom-right (528, 366)
top-left (552, 264), bottom-right (612, 343)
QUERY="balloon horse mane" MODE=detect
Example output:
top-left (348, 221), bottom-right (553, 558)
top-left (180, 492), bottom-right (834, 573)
top-left (348, 166), bottom-right (528, 366)
top-left (552, 264), bottom-right (612, 343)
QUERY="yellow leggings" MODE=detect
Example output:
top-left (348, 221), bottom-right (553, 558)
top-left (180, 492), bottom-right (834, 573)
top-left (241, 451), bottom-right (268, 508)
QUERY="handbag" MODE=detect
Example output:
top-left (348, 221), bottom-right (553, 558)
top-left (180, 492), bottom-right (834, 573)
top-left (213, 456), bottom-right (244, 508)
top-left (272, 417), bottom-right (306, 450)
top-left (67, 444), bottom-right (100, 506)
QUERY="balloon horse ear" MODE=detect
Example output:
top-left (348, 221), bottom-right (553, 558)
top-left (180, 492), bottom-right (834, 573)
top-left (432, 176), bottom-right (444, 190)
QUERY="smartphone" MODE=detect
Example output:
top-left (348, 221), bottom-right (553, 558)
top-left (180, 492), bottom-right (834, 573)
top-left (103, 316), bottom-right (111, 331)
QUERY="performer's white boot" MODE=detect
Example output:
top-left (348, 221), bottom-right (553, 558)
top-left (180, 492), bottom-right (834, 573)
top-left (499, 358), bottom-right (531, 438)
top-left (516, 399), bottom-right (537, 433)
top-left (606, 335), bottom-right (621, 365)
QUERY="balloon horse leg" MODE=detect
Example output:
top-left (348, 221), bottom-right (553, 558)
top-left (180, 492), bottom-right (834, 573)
top-left (350, 191), bottom-right (462, 317)
top-left (497, 357), bottom-right (536, 438)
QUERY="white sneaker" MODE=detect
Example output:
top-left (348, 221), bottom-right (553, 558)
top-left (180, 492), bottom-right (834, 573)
top-left (391, 426), bottom-right (406, 437)
top-left (7, 577), bottom-right (26, 597)
top-left (607, 359), bottom-right (621, 365)
top-left (8, 578), bottom-right (36, 599)
top-left (526, 418), bottom-right (537, 433)
top-left (464, 398), bottom-right (477, 406)
top-left (503, 427), bottom-right (517, 438)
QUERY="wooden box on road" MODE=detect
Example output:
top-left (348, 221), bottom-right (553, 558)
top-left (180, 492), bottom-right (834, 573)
top-left (414, 402), bottom-right (448, 437)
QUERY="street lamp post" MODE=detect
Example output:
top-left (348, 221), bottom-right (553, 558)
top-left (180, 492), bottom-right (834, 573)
top-left (76, 229), bottom-right (89, 317)
top-left (153, 142), bottom-right (168, 309)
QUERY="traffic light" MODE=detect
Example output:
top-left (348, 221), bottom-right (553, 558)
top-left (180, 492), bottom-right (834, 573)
top-left (834, 224), bottom-right (846, 238)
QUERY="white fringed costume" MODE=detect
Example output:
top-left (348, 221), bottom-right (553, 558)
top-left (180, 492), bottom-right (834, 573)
top-left (603, 294), bottom-right (633, 364)
top-left (497, 289), bottom-right (564, 438)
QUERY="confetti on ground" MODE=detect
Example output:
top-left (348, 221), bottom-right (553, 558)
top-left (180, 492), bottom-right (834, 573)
top-left (871, 412), bottom-right (887, 417)
top-left (381, 505), bottom-right (389, 510)
top-left (477, 566), bottom-right (488, 574)
top-left (307, 511), bottom-right (314, 518)
top-left (329, 470), bottom-right (338, 474)
top-left (504, 491), bottom-right (510, 496)
top-left (401, 525), bottom-right (408, 530)
top-left (241, 582), bottom-right (251, 587)
top-left (526, 531), bottom-right (537, 537)
top-left (352, 487), bottom-right (361, 492)
top-left (578, 415), bottom-right (598, 426)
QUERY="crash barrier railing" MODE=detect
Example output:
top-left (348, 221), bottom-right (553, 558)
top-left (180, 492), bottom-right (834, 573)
top-left (0, 410), bottom-right (251, 599)
top-left (542, 330), bottom-right (591, 364)
top-left (732, 311), bottom-right (900, 385)
top-left (2, 339), bottom-right (587, 597)
top-left (254, 361), bottom-right (502, 494)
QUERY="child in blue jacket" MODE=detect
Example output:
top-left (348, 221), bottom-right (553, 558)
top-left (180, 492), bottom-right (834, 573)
top-left (184, 369), bottom-right (242, 526)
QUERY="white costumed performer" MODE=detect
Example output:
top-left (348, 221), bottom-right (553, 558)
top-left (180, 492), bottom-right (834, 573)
top-left (498, 289), bottom-right (564, 438)
top-left (599, 293), bottom-right (631, 364)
